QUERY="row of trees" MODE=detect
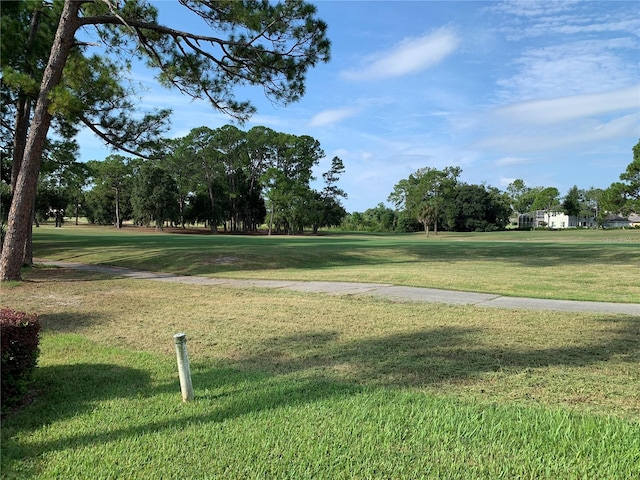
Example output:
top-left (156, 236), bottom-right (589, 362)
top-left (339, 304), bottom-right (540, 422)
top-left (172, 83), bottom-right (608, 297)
top-left (344, 141), bottom-right (639, 234)
top-left (22, 138), bottom-right (639, 237)
top-left (24, 125), bottom-right (347, 235)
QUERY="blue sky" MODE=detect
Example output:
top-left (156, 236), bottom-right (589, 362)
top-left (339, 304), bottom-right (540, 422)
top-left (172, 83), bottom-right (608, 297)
top-left (77, 0), bottom-right (640, 213)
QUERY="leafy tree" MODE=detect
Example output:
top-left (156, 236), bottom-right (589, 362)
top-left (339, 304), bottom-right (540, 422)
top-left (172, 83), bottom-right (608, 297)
top-left (157, 138), bottom-right (198, 229)
top-left (60, 162), bottom-right (90, 225)
top-left (616, 139), bottom-right (640, 214)
top-left (595, 142), bottom-right (640, 220)
top-left (600, 182), bottom-right (628, 218)
top-left (131, 162), bottom-right (178, 230)
top-left (388, 166), bottom-right (460, 237)
top-left (2, 0), bottom-right (330, 280)
top-left (395, 210), bottom-right (420, 233)
top-left (445, 184), bottom-right (511, 232)
top-left (309, 156), bottom-right (348, 233)
top-left (322, 156), bottom-right (347, 200)
top-left (178, 126), bottom-right (228, 232)
top-left (531, 187), bottom-right (560, 228)
top-left (214, 125), bottom-right (248, 232)
top-left (584, 187), bottom-right (603, 216)
top-left (86, 155), bottom-right (133, 228)
top-left (84, 182), bottom-right (115, 225)
top-left (562, 185), bottom-right (582, 217)
top-left (262, 133), bottom-right (323, 234)
top-left (365, 204), bottom-right (397, 232)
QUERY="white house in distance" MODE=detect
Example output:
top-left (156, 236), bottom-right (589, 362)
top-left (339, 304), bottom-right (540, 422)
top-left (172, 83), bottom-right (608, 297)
top-left (518, 211), bottom-right (638, 229)
top-left (518, 210), bottom-right (596, 229)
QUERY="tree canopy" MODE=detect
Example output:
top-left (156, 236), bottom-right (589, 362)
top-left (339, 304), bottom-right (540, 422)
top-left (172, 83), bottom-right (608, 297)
top-left (72, 125), bottom-right (347, 235)
top-left (1, 0), bottom-right (330, 281)
top-left (388, 166), bottom-right (460, 236)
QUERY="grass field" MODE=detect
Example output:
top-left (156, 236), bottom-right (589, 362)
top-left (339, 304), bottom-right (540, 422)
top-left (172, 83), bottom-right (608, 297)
top-left (2, 226), bottom-right (639, 478)
top-left (30, 225), bottom-right (640, 302)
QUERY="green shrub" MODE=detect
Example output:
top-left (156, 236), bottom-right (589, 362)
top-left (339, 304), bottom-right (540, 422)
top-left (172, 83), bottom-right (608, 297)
top-left (1, 308), bottom-right (40, 414)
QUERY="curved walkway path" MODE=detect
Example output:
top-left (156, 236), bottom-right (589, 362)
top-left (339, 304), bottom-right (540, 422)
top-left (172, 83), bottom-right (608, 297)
top-left (37, 260), bottom-right (640, 316)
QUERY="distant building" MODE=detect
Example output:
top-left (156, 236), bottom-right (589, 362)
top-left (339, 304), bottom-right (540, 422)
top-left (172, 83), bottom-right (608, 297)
top-left (602, 213), bottom-right (631, 229)
top-left (518, 210), bottom-right (596, 229)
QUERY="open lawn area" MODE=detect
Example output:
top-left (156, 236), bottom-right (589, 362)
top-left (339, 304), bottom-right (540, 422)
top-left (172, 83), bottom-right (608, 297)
top-left (2, 226), bottom-right (639, 478)
top-left (29, 225), bottom-right (640, 302)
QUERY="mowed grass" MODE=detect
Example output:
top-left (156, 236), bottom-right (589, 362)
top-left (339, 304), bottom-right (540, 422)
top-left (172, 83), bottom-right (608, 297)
top-left (2, 266), bottom-right (639, 478)
top-left (32, 225), bottom-right (640, 302)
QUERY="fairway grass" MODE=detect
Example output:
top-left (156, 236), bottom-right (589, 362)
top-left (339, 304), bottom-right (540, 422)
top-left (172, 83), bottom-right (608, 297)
top-left (2, 228), bottom-right (639, 478)
top-left (31, 225), bottom-right (640, 303)
top-left (2, 267), bottom-right (639, 478)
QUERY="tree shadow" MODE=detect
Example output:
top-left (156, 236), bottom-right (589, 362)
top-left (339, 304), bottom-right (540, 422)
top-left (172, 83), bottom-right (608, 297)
top-left (232, 317), bottom-right (640, 388)
top-left (1, 361), bottom-right (360, 473)
top-left (24, 266), bottom-right (117, 283)
top-left (37, 312), bottom-right (111, 334)
top-left (34, 230), bottom-right (640, 278)
top-left (2, 316), bottom-right (637, 476)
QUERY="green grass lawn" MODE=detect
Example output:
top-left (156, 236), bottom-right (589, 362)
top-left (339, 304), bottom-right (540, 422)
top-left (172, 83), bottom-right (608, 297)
top-left (31, 225), bottom-right (640, 302)
top-left (2, 335), bottom-right (638, 479)
top-left (2, 257), bottom-right (639, 479)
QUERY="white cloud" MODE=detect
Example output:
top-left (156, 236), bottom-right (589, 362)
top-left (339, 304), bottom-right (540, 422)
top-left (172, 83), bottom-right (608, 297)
top-left (477, 113), bottom-right (639, 153)
top-left (488, 0), bottom-right (581, 18)
top-left (341, 27), bottom-right (459, 81)
top-left (308, 107), bottom-right (360, 127)
top-left (494, 85), bottom-right (640, 125)
top-left (496, 39), bottom-right (637, 102)
top-left (488, 0), bottom-right (639, 40)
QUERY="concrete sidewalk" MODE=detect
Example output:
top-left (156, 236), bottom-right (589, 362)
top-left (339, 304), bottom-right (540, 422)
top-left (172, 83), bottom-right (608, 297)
top-left (37, 260), bottom-right (640, 316)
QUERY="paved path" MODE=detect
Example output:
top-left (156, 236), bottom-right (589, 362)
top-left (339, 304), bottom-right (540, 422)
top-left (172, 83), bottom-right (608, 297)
top-left (37, 260), bottom-right (640, 316)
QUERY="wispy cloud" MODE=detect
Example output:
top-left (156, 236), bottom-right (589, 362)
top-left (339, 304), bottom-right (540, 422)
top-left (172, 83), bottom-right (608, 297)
top-left (496, 39), bottom-right (637, 102)
top-left (494, 85), bottom-right (640, 125)
top-left (341, 27), bottom-right (459, 81)
top-left (308, 107), bottom-right (360, 127)
top-left (477, 113), bottom-right (639, 153)
top-left (488, 0), bottom-right (639, 40)
top-left (488, 0), bottom-right (581, 18)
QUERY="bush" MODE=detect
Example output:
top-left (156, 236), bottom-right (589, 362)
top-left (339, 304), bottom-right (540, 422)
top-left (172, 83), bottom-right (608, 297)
top-left (1, 308), bottom-right (41, 414)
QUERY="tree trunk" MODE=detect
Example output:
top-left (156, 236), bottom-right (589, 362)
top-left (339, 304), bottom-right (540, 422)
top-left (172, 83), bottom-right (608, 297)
top-left (10, 6), bottom-right (42, 191)
top-left (11, 98), bottom-right (31, 190)
top-left (179, 194), bottom-right (185, 228)
top-left (268, 206), bottom-right (274, 235)
top-left (115, 186), bottom-right (121, 228)
top-left (207, 185), bottom-right (217, 233)
top-left (23, 206), bottom-right (35, 266)
top-left (1, 0), bottom-right (80, 281)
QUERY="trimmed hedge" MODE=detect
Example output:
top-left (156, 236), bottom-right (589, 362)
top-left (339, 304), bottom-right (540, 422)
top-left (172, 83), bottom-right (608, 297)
top-left (1, 308), bottom-right (41, 414)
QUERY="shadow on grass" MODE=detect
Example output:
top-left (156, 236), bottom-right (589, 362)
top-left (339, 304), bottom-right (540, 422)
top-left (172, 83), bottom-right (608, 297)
top-left (2, 316), bottom-right (638, 474)
top-left (1, 361), bottom-right (361, 474)
top-left (38, 311), bottom-right (111, 334)
top-left (233, 317), bottom-right (640, 387)
top-left (24, 266), bottom-right (116, 283)
top-left (33, 229), bottom-right (640, 277)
